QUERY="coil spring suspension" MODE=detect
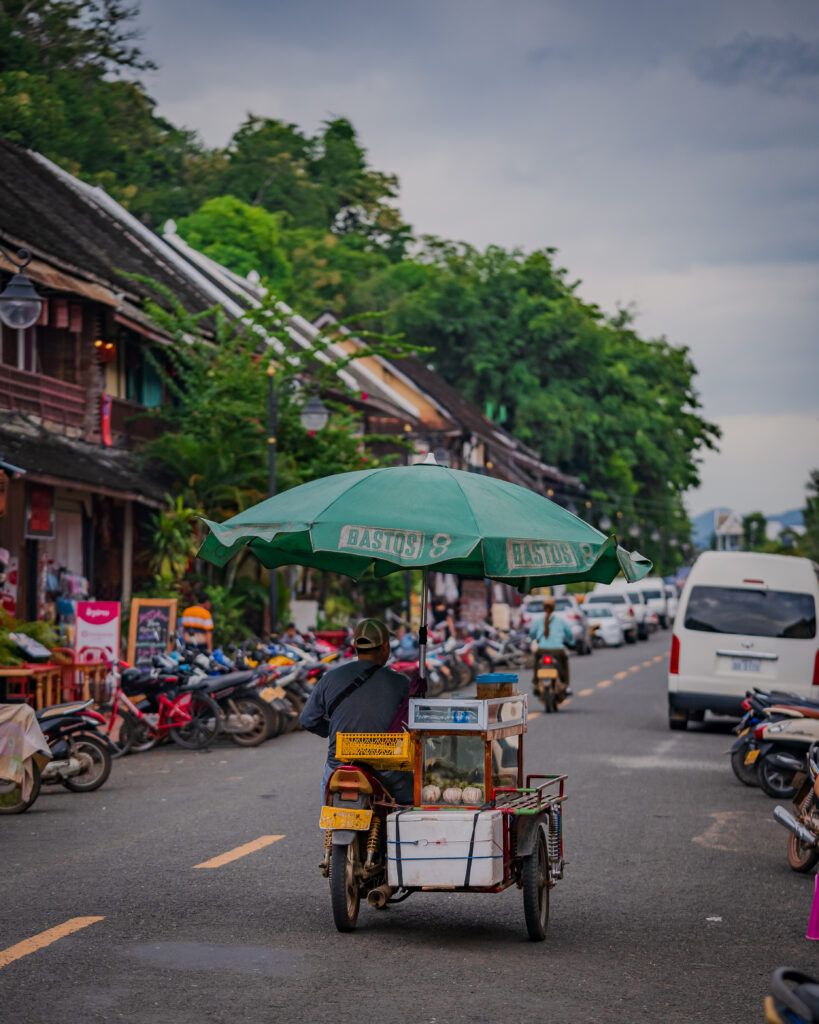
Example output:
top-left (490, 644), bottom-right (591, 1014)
top-left (365, 816), bottom-right (381, 868)
top-left (548, 807), bottom-right (561, 864)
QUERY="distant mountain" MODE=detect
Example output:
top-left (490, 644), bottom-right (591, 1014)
top-left (767, 508), bottom-right (804, 529)
top-left (691, 507), bottom-right (804, 550)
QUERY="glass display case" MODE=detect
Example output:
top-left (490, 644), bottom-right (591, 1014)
top-left (412, 694), bottom-right (526, 806)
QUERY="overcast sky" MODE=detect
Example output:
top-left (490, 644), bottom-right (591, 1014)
top-left (137, 0), bottom-right (819, 516)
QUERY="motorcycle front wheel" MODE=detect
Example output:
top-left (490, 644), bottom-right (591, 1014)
top-left (170, 693), bottom-right (221, 750)
top-left (62, 734), bottom-right (112, 792)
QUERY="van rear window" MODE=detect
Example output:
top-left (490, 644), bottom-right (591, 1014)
top-left (641, 590), bottom-right (662, 600)
top-left (588, 594), bottom-right (626, 605)
top-left (684, 586), bottom-right (816, 639)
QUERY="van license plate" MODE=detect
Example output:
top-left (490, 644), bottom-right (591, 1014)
top-left (731, 657), bottom-right (760, 672)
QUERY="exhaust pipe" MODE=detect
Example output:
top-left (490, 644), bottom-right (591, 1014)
top-left (366, 884), bottom-right (395, 909)
top-left (773, 805), bottom-right (818, 847)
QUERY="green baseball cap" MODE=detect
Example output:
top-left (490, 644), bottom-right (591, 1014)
top-left (353, 618), bottom-right (392, 650)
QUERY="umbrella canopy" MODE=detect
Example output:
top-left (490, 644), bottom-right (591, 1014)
top-left (198, 459), bottom-right (651, 589)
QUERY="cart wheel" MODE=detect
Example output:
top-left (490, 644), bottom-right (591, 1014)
top-left (330, 840), bottom-right (361, 932)
top-left (522, 831), bottom-right (550, 941)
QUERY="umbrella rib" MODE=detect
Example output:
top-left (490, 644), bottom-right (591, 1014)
top-left (446, 468), bottom-right (482, 536)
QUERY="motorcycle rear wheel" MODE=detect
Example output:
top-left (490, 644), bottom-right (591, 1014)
top-left (108, 711), bottom-right (136, 758)
top-left (759, 756), bottom-right (799, 800)
top-left (228, 696), bottom-right (275, 747)
top-left (129, 717), bottom-right (159, 753)
top-left (330, 840), bottom-right (361, 932)
top-left (62, 734), bottom-right (112, 792)
top-left (730, 744), bottom-right (760, 787)
top-left (787, 831), bottom-right (819, 873)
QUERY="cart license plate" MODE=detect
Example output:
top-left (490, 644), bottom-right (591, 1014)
top-left (261, 685), bottom-right (286, 701)
top-left (537, 669), bottom-right (558, 680)
top-left (319, 806), bottom-right (372, 831)
top-left (731, 657), bottom-right (760, 673)
top-left (744, 749), bottom-right (761, 766)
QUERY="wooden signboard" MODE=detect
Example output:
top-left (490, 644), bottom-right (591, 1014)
top-left (127, 598), bottom-right (178, 668)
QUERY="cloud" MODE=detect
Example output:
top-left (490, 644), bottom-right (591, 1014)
top-left (133, 0), bottom-right (819, 513)
top-left (693, 33), bottom-right (819, 93)
top-left (691, 414), bottom-right (819, 514)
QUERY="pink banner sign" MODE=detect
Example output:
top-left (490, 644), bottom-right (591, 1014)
top-left (75, 601), bottom-right (121, 664)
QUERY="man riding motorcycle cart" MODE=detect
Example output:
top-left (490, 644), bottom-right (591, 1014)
top-left (299, 618), bottom-right (413, 804)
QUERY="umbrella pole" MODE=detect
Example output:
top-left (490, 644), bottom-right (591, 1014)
top-left (418, 568), bottom-right (428, 681)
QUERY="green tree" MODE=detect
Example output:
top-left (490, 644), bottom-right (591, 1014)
top-left (742, 511), bottom-right (768, 551)
top-left (0, 0), bottom-right (216, 222)
top-left (176, 196), bottom-right (292, 289)
top-left (351, 240), bottom-right (718, 571)
top-left (800, 470), bottom-right (819, 562)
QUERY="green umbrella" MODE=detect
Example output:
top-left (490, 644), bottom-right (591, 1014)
top-left (199, 454), bottom-right (651, 600)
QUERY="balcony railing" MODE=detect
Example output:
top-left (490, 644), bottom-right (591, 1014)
top-left (0, 363), bottom-right (85, 430)
top-left (109, 397), bottom-right (165, 443)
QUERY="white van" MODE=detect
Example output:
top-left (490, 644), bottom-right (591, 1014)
top-left (634, 576), bottom-right (672, 628)
top-left (592, 582), bottom-right (649, 640)
top-left (668, 552), bottom-right (818, 730)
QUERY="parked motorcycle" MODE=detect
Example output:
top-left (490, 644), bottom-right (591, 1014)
top-left (729, 689), bottom-right (819, 790)
top-left (754, 715), bottom-right (819, 799)
top-left (183, 650), bottom-right (276, 747)
top-left (773, 742), bottom-right (819, 872)
top-left (36, 699), bottom-right (113, 792)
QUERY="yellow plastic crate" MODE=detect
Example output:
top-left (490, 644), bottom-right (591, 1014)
top-left (335, 731), bottom-right (415, 771)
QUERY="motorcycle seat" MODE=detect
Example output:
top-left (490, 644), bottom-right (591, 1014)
top-left (771, 705), bottom-right (819, 720)
top-left (36, 700), bottom-right (92, 720)
top-left (203, 670), bottom-right (258, 689)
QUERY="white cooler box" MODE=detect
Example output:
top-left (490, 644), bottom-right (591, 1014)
top-left (386, 810), bottom-right (504, 888)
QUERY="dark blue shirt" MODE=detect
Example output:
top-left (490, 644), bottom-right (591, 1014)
top-left (299, 658), bottom-right (410, 766)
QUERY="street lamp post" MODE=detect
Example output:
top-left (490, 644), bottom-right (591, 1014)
top-left (266, 363), bottom-right (329, 634)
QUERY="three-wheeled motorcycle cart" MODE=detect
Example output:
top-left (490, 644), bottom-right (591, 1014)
top-left (319, 675), bottom-right (566, 940)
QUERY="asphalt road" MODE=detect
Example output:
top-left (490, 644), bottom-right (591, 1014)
top-left (2, 631), bottom-right (816, 1023)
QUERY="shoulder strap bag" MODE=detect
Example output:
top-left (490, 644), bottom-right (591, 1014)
top-left (325, 663), bottom-right (381, 720)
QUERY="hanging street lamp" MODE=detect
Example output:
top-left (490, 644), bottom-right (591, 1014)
top-left (0, 248), bottom-right (44, 330)
top-left (300, 393), bottom-right (330, 433)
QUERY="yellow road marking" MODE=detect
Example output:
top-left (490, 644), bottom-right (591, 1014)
top-left (560, 698), bottom-right (572, 708)
top-left (628, 665), bottom-right (641, 674)
top-left (614, 671), bottom-right (628, 680)
top-left (194, 835), bottom-right (285, 869)
top-left (527, 710), bottom-right (542, 721)
top-left (597, 679), bottom-right (613, 689)
top-left (578, 688), bottom-right (594, 697)
top-left (653, 654), bottom-right (664, 663)
top-left (0, 917), bottom-right (104, 970)
top-left (642, 660), bottom-right (653, 668)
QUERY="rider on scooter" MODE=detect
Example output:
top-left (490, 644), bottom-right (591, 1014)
top-left (529, 595), bottom-right (574, 698)
top-left (299, 618), bottom-right (414, 803)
